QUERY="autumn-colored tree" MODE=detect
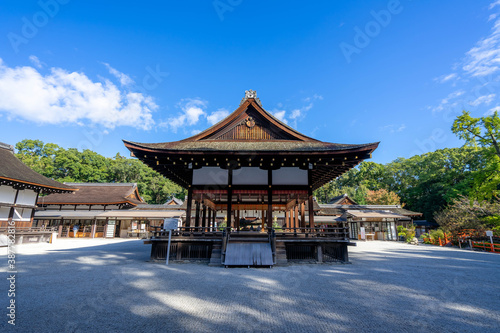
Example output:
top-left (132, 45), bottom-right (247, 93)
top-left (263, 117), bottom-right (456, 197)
top-left (434, 196), bottom-right (500, 237)
top-left (365, 189), bottom-right (402, 205)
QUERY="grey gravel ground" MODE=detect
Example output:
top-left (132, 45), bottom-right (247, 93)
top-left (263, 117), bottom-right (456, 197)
top-left (1, 239), bottom-right (499, 332)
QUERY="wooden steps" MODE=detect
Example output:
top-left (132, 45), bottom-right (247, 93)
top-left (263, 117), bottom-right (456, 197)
top-left (224, 232), bottom-right (274, 267)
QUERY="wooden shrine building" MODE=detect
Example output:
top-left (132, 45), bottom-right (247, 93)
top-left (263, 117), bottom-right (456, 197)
top-left (124, 90), bottom-right (379, 266)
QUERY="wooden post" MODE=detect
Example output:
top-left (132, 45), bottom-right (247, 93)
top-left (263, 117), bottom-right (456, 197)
top-left (202, 204), bottom-right (207, 231)
top-left (227, 169), bottom-right (233, 229)
top-left (186, 185), bottom-right (193, 229)
top-left (294, 205), bottom-right (299, 231)
top-left (301, 202), bottom-right (305, 229)
top-left (91, 218), bottom-right (97, 238)
top-left (195, 201), bottom-right (200, 228)
top-left (207, 208), bottom-right (212, 231)
top-left (212, 209), bottom-right (216, 231)
top-left (308, 169), bottom-right (314, 230)
top-left (267, 169), bottom-right (273, 230)
top-left (261, 210), bottom-right (265, 231)
top-left (285, 210), bottom-right (289, 231)
top-left (236, 210), bottom-right (240, 231)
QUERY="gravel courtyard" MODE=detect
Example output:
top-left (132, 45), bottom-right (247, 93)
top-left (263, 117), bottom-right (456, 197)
top-left (1, 239), bottom-right (499, 332)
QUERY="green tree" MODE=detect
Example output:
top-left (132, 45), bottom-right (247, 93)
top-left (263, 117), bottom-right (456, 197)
top-left (452, 110), bottom-right (500, 200)
top-left (15, 139), bottom-right (60, 177)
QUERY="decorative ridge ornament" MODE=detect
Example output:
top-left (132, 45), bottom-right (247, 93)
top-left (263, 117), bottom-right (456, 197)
top-left (240, 89), bottom-right (262, 106)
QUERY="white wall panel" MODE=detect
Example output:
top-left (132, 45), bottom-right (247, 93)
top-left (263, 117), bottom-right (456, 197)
top-left (272, 168), bottom-right (307, 185)
top-left (0, 186), bottom-right (17, 204)
top-left (233, 167), bottom-right (268, 185)
top-left (192, 167), bottom-right (228, 185)
top-left (16, 189), bottom-right (38, 206)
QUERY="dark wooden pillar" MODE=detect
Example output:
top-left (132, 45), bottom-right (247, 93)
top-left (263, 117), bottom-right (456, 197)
top-left (227, 169), bottom-right (233, 229)
top-left (308, 169), bottom-right (314, 229)
top-left (293, 203), bottom-right (299, 228)
top-left (186, 185), bottom-right (193, 228)
top-left (195, 201), bottom-right (200, 228)
top-left (301, 202), bottom-right (306, 229)
top-left (202, 204), bottom-right (207, 230)
top-left (285, 210), bottom-right (289, 231)
top-left (212, 209), bottom-right (216, 230)
top-left (267, 169), bottom-right (273, 229)
top-left (261, 209), bottom-right (265, 231)
top-left (207, 208), bottom-right (212, 231)
top-left (236, 209), bottom-right (240, 231)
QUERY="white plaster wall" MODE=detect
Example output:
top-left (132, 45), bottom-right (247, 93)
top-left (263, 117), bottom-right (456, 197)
top-left (233, 167), bottom-right (267, 185)
top-left (0, 186), bottom-right (17, 204)
top-left (16, 189), bottom-right (38, 206)
top-left (272, 168), bottom-right (307, 185)
top-left (193, 167), bottom-right (228, 185)
top-left (0, 207), bottom-right (10, 220)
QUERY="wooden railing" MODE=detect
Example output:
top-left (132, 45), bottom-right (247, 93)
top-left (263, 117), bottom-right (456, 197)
top-left (0, 227), bottom-right (58, 233)
top-left (150, 226), bottom-right (349, 241)
top-left (151, 227), bottom-right (224, 239)
top-left (275, 227), bottom-right (349, 240)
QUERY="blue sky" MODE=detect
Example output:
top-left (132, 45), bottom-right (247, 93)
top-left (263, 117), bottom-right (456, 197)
top-left (1, 0), bottom-right (499, 164)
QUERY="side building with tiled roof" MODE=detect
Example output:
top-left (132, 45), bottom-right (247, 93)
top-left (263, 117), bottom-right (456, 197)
top-left (317, 194), bottom-right (423, 241)
top-left (0, 142), bottom-right (75, 244)
top-left (35, 183), bottom-right (183, 238)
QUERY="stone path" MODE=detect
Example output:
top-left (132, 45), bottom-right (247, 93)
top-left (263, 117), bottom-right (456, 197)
top-left (1, 239), bottom-right (499, 332)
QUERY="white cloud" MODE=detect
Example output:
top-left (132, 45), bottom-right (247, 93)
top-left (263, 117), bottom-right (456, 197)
top-left (0, 58), bottom-right (156, 129)
top-left (165, 99), bottom-right (207, 132)
top-left (303, 94), bottom-right (323, 102)
top-left (29, 55), bottom-right (42, 69)
top-left (462, 18), bottom-right (500, 77)
top-left (272, 110), bottom-right (288, 124)
top-left (488, 13), bottom-right (498, 21)
top-left (434, 73), bottom-right (457, 83)
top-left (290, 109), bottom-right (301, 119)
top-left (490, 0), bottom-right (500, 9)
top-left (380, 123), bottom-right (406, 133)
top-left (191, 129), bottom-right (201, 135)
top-left (432, 90), bottom-right (465, 112)
top-left (469, 93), bottom-right (496, 106)
top-left (207, 109), bottom-right (229, 125)
top-left (486, 105), bottom-right (500, 115)
top-left (102, 62), bottom-right (134, 86)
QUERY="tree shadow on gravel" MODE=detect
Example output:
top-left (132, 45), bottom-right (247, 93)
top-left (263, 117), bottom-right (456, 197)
top-left (3, 241), bottom-right (500, 333)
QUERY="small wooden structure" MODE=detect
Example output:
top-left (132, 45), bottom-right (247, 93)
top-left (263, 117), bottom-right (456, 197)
top-left (125, 91), bottom-right (379, 265)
